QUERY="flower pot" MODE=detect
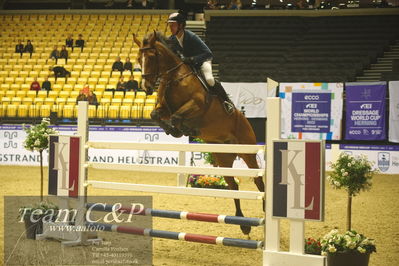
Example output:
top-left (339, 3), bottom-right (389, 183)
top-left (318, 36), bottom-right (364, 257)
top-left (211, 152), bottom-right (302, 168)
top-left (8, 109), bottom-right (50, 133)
top-left (24, 216), bottom-right (42, 240)
top-left (327, 252), bottom-right (370, 266)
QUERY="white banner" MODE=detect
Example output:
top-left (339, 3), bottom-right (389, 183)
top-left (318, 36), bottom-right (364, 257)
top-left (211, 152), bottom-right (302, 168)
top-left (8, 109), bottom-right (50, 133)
top-left (222, 82), bottom-right (276, 118)
top-left (279, 82), bottom-right (344, 140)
top-left (389, 81), bottom-right (399, 143)
top-left (0, 125), bottom-right (188, 166)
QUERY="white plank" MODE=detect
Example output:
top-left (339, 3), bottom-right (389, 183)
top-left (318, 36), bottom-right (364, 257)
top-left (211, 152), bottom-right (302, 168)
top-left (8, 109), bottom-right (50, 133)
top-left (87, 181), bottom-right (264, 200)
top-left (89, 162), bottom-right (264, 177)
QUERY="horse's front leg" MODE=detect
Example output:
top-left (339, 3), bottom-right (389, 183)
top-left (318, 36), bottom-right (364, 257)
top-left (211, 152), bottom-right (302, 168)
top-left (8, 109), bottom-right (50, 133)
top-left (151, 106), bottom-right (183, 138)
top-left (170, 99), bottom-right (201, 126)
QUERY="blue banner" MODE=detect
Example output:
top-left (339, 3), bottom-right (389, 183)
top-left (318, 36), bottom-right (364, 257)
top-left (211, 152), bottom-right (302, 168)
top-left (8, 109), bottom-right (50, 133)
top-left (345, 82), bottom-right (387, 140)
top-left (291, 92), bottom-right (331, 133)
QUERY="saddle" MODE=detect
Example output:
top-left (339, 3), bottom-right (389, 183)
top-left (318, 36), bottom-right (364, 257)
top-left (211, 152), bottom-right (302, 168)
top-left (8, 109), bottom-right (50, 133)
top-left (191, 67), bottom-right (234, 115)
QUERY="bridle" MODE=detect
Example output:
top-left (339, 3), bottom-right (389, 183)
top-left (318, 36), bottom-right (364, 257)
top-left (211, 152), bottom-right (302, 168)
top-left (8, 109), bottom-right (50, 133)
top-left (139, 44), bottom-right (191, 86)
top-left (139, 47), bottom-right (159, 81)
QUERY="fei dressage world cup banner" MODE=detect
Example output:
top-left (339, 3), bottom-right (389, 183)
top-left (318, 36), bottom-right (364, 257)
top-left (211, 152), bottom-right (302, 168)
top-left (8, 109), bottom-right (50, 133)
top-left (345, 82), bottom-right (387, 140)
top-left (280, 83), bottom-right (343, 140)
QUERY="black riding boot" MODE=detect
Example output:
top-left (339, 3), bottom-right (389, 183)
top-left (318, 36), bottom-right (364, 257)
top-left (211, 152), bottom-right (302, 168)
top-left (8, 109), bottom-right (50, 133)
top-left (211, 81), bottom-right (235, 114)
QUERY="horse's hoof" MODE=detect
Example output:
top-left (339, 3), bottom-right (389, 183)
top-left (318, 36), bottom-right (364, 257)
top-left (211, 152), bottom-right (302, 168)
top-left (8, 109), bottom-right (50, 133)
top-left (171, 114), bottom-right (182, 127)
top-left (240, 225), bottom-right (251, 235)
top-left (170, 128), bottom-right (183, 138)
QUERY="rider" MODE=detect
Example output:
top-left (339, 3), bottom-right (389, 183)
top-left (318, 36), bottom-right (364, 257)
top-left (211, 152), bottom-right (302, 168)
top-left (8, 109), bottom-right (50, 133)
top-left (167, 12), bottom-right (234, 113)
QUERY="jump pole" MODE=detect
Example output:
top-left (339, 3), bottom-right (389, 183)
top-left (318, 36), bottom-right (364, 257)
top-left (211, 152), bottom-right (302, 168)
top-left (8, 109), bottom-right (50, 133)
top-left (86, 203), bottom-right (265, 227)
top-left (86, 222), bottom-right (263, 250)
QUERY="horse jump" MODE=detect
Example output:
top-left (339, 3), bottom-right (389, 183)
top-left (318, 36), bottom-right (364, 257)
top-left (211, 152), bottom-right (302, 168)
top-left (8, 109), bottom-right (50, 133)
top-left (41, 99), bottom-right (325, 266)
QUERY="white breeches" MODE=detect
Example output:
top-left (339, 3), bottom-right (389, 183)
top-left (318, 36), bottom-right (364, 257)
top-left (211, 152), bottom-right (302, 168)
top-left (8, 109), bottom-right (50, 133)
top-left (201, 60), bottom-right (215, 87)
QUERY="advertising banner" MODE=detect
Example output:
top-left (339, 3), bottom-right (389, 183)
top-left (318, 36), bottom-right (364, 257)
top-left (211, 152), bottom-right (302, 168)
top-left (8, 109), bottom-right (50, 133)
top-left (291, 92), bottom-right (331, 133)
top-left (345, 82), bottom-right (387, 140)
top-left (0, 125), bottom-right (188, 166)
top-left (222, 82), bottom-right (276, 118)
top-left (336, 144), bottom-right (399, 174)
top-left (280, 83), bottom-right (343, 140)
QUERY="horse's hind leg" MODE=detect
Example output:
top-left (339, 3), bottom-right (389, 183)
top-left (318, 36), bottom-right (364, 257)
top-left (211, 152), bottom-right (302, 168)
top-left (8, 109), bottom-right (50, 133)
top-left (240, 153), bottom-right (265, 211)
top-left (212, 152), bottom-right (251, 235)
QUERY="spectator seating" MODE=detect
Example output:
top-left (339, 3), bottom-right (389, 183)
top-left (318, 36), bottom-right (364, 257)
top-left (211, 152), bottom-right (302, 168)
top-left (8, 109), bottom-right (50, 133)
top-left (206, 15), bottom-right (399, 82)
top-left (0, 13), bottom-right (169, 122)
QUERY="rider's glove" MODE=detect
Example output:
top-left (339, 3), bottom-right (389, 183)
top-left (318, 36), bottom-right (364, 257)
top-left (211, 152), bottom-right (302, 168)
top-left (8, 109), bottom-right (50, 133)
top-left (183, 57), bottom-right (194, 65)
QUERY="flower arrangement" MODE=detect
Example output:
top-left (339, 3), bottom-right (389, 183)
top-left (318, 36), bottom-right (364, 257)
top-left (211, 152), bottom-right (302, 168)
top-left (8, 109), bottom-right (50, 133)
top-left (188, 174), bottom-right (229, 189)
top-left (23, 118), bottom-right (58, 200)
top-left (304, 237), bottom-right (322, 255)
top-left (328, 153), bottom-right (378, 230)
top-left (321, 229), bottom-right (376, 256)
top-left (23, 118), bottom-right (57, 152)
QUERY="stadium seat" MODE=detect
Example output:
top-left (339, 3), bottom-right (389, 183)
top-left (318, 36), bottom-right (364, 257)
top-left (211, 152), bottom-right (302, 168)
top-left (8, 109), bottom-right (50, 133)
top-left (6, 91), bottom-right (16, 98)
top-left (17, 104), bottom-right (28, 117)
top-left (33, 97), bottom-right (44, 106)
top-left (40, 105), bottom-right (51, 117)
top-left (44, 97), bottom-right (55, 106)
top-left (26, 91), bottom-right (37, 99)
top-left (16, 91), bottom-right (27, 98)
top-left (37, 91), bottom-right (47, 99)
top-left (131, 106), bottom-right (143, 119)
top-left (108, 106), bottom-right (119, 119)
top-left (125, 91), bottom-right (135, 99)
top-left (11, 97), bottom-right (22, 105)
top-left (113, 91), bottom-right (124, 99)
top-left (111, 98), bottom-right (122, 106)
top-left (120, 105), bottom-right (131, 119)
top-left (96, 105), bottom-right (107, 118)
top-left (63, 105), bottom-right (74, 118)
top-left (88, 105), bottom-right (97, 118)
top-left (48, 91), bottom-right (59, 99)
top-left (6, 104), bottom-right (17, 117)
top-left (22, 97), bottom-right (33, 106)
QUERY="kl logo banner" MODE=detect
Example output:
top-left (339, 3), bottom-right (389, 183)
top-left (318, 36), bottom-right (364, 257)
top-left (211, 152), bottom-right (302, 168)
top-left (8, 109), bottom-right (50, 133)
top-left (48, 135), bottom-right (80, 197)
top-left (272, 140), bottom-right (324, 221)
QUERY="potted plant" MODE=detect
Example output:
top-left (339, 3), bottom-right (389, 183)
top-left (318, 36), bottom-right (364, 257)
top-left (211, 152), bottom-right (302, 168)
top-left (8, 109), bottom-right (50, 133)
top-left (18, 201), bottom-right (59, 240)
top-left (305, 237), bottom-right (322, 255)
top-left (321, 229), bottom-right (376, 266)
top-left (325, 153), bottom-right (379, 266)
top-left (188, 174), bottom-right (230, 189)
top-left (328, 153), bottom-right (378, 231)
top-left (23, 118), bottom-right (58, 201)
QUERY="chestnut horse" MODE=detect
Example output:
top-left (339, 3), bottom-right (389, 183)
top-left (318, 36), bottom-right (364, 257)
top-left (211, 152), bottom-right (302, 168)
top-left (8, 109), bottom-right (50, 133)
top-left (134, 31), bottom-right (264, 235)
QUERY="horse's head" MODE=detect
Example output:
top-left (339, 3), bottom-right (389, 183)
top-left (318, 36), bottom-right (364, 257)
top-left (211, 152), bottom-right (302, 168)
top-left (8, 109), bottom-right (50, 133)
top-left (134, 32), bottom-right (159, 94)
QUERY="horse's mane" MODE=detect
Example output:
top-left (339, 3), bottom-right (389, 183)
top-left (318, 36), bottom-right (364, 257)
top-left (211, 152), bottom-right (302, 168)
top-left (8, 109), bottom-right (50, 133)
top-left (144, 31), bottom-right (179, 59)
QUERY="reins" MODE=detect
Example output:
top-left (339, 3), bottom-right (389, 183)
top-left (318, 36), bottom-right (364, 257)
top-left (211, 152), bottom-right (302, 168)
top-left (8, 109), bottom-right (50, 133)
top-left (140, 44), bottom-right (194, 87)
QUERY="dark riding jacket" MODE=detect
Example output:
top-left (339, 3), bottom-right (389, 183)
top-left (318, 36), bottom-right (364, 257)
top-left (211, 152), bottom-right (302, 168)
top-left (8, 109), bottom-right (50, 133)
top-left (169, 30), bottom-right (213, 68)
